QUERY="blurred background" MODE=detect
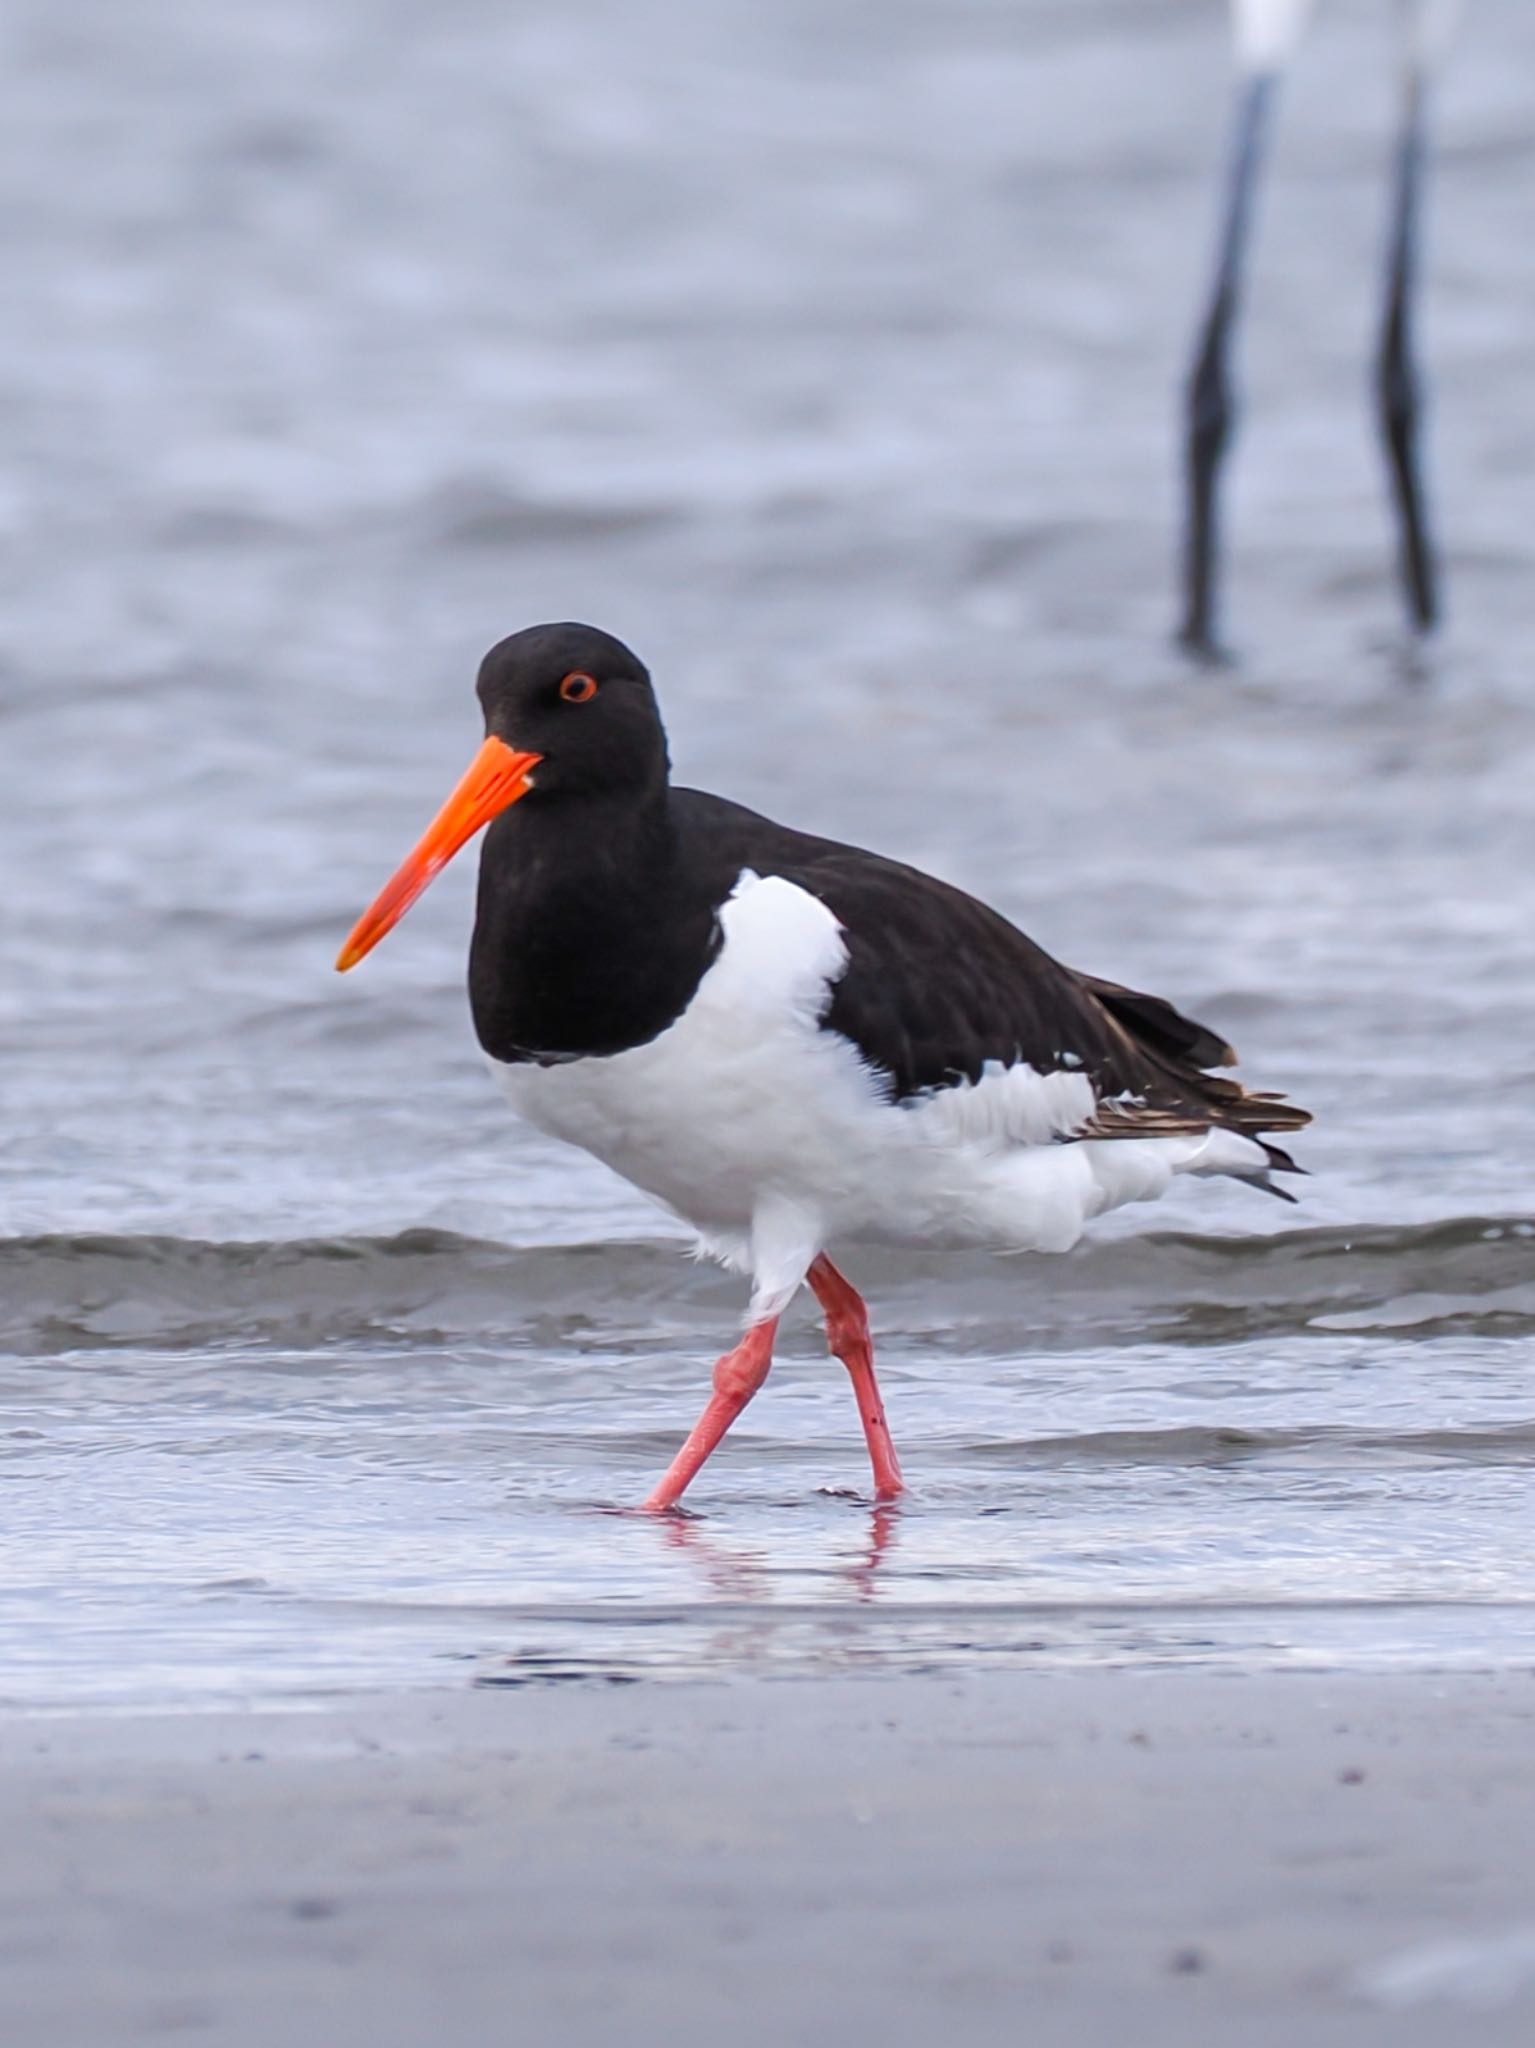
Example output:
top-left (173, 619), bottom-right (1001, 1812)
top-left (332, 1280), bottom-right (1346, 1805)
top-left (3, 0), bottom-right (1533, 1705)
top-left (5, 0), bottom-right (1533, 1243)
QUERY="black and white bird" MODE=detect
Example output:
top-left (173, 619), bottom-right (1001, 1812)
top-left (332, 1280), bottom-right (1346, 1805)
top-left (1181, 0), bottom-right (1463, 656)
top-left (338, 624), bottom-right (1310, 1509)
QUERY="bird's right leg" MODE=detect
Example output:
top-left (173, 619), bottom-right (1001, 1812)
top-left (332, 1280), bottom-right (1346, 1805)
top-left (807, 1254), bottom-right (904, 1502)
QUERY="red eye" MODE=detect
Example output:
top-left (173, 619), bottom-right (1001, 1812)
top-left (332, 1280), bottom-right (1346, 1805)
top-left (559, 671), bottom-right (599, 704)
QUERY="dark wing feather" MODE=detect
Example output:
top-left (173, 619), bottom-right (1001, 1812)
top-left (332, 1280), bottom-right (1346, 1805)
top-left (1077, 974), bottom-right (1237, 1071)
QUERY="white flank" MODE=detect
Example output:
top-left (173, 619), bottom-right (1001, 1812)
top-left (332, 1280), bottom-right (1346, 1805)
top-left (1231, 0), bottom-right (1318, 70)
top-left (492, 870), bottom-right (1275, 1317)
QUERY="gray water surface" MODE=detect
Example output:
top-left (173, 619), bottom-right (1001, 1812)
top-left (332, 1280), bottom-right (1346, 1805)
top-left (3, 0), bottom-right (1534, 1708)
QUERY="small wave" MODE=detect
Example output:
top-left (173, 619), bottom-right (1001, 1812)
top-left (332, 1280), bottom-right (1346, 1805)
top-left (951, 1422), bottom-right (1535, 1469)
top-left (0, 1229), bottom-right (732, 1357)
top-left (1, 1216), bottom-right (1534, 1356)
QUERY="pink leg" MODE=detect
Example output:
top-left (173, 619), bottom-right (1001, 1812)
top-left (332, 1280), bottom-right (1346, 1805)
top-left (641, 1316), bottom-right (780, 1512)
top-left (807, 1255), bottom-right (904, 1501)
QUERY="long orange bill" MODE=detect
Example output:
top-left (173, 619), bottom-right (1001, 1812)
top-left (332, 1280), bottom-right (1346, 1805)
top-left (335, 736), bottom-right (542, 972)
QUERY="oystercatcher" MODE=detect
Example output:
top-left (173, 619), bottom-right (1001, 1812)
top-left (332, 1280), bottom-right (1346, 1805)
top-left (337, 623), bottom-right (1309, 1509)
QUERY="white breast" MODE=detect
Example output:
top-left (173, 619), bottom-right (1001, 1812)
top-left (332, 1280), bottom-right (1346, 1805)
top-left (490, 871), bottom-right (861, 1243)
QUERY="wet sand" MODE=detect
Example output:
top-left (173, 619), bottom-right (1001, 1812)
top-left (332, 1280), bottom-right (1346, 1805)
top-left (5, 1670), bottom-right (1535, 2046)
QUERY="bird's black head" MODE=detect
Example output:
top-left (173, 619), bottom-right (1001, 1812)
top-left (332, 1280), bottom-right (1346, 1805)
top-left (336, 621), bottom-right (667, 972)
top-left (475, 622), bottom-right (669, 801)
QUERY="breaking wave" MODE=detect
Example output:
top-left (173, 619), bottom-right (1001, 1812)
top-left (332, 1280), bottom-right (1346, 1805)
top-left (3, 1215), bottom-right (1533, 1356)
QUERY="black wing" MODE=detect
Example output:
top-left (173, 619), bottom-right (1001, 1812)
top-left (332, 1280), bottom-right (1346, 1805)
top-left (787, 851), bottom-right (1307, 1160)
top-left (670, 789), bottom-right (1309, 1163)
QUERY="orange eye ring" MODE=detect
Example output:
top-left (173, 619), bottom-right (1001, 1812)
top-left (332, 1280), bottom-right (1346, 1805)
top-left (559, 671), bottom-right (599, 704)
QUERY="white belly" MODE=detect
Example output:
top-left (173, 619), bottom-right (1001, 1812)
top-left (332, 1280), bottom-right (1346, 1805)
top-left (488, 871), bottom-right (1232, 1285)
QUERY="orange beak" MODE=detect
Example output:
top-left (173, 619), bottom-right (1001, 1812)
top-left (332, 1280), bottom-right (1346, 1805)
top-left (335, 736), bottom-right (542, 972)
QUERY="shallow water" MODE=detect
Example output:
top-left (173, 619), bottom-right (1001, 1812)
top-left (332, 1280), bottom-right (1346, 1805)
top-left (5, 1220), bottom-right (1534, 1706)
top-left (3, 0), bottom-right (1534, 1708)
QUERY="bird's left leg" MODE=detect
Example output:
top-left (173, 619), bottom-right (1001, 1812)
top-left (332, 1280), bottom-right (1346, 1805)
top-left (807, 1254), bottom-right (904, 1501)
top-left (642, 1199), bottom-right (817, 1513)
top-left (642, 1315), bottom-right (780, 1512)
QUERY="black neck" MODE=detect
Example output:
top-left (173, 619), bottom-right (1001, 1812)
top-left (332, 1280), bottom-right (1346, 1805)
top-left (468, 786), bottom-right (722, 1063)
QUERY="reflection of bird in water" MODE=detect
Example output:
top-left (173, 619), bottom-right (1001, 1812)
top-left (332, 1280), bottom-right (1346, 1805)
top-left (1180, 0), bottom-right (1464, 657)
top-left (656, 1501), bottom-right (901, 1607)
top-left (338, 624), bottom-right (1307, 1509)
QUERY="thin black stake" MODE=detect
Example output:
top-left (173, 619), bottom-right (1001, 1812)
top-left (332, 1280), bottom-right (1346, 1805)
top-left (1179, 70), bottom-right (1276, 661)
top-left (1376, 65), bottom-right (1440, 634)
